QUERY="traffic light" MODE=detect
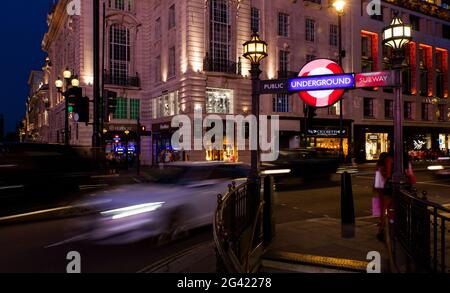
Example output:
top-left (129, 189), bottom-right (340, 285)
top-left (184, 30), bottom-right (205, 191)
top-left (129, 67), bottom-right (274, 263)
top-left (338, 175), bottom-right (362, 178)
top-left (77, 96), bottom-right (90, 123)
top-left (67, 87), bottom-right (82, 114)
top-left (105, 90), bottom-right (118, 121)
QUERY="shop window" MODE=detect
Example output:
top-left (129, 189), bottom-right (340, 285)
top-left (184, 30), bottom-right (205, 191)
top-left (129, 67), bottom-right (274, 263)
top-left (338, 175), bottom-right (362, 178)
top-left (364, 98), bottom-right (374, 118)
top-left (365, 133), bottom-right (390, 161)
top-left (206, 88), bottom-right (233, 114)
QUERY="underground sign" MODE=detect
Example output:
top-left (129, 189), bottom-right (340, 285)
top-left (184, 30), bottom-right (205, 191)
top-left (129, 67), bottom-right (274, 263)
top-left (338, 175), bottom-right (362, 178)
top-left (293, 59), bottom-right (352, 108)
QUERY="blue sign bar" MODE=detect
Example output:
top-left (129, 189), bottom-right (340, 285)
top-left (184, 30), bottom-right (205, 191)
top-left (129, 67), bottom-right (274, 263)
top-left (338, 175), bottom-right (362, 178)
top-left (289, 73), bottom-right (355, 92)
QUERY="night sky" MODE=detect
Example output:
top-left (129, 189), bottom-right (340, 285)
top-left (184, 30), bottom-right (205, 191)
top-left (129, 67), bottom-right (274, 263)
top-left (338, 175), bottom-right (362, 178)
top-left (0, 1), bottom-right (51, 133)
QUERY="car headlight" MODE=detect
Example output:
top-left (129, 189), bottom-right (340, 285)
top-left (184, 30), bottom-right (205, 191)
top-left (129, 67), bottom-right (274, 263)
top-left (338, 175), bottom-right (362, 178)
top-left (101, 202), bottom-right (165, 220)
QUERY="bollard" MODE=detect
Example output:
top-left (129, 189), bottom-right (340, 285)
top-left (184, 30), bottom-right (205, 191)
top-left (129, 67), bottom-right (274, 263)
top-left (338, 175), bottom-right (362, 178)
top-left (263, 175), bottom-right (275, 246)
top-left (341, 171), bottom-right (355, 238)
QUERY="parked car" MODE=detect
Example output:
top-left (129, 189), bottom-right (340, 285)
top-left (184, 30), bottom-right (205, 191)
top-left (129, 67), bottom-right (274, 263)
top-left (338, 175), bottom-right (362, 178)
top-left (261, 148), bottom-right (340, 188)
top-left (76, 162), bottom-right (250, 244)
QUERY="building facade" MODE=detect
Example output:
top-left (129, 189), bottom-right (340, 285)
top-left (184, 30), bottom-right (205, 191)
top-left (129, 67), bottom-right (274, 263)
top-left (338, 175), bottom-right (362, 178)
top-left (39, 0), bottom-right (450, 165)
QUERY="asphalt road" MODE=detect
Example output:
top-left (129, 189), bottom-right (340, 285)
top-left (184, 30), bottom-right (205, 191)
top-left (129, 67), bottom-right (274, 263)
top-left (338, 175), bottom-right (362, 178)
top-left (1, 169), bottom-right (449, 273)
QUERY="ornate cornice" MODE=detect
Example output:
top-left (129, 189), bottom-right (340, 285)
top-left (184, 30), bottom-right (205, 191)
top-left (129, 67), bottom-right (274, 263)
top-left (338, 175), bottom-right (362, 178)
top-left (383, 0), bottom-right (450, 22)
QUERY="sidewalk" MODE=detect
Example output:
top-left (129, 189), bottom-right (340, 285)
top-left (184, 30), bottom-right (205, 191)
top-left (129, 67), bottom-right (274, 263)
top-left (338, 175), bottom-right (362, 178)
top-left (263, 217), bottom-right (390, 273)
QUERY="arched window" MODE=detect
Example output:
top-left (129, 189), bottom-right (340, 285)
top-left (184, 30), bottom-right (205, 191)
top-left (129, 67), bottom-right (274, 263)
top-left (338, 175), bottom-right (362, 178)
top-left (109, 24), bottom-right (131, 83)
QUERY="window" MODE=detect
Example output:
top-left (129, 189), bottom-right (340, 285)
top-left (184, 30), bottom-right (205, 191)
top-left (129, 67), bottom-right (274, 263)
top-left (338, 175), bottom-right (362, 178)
top-left (109, 0), bottom-right (132, 11)
top-left (306, 54), bottom-right (316, 63)
top-left (155, 56), bottom-right (161, 82)
top-left (168, 47), bottom-right (176, 78)
top-left (306, 19), bottom-right (315, 42)
top-left (273, 94), bottom-right (289, 113)
top-left (109, 25), bottom-right (130, 81)
top-left (130, 99), bottom-right (140, 120)
top-left (278, 13), bottom-right (289, 37)
top-left (329, 24), bottom-right (338, 47)
top-left (410, 15), bottom-right (420, 31)
top-left (169, 4), bottom-right (176, 29)
top-left (113, 97), bottom-right (128, 120)
top-left (155, 18), bottom-right (161, 40)
top-left (436, 50), bottom-right (445, 98)
top-left (404, 102), bottom-right (413, 120)
top-left (251, 7), bottom-right (260, 33)
top-left (437, 104), bottom-right (446, 121)
top-left (444, 24), bottom-right (450, 39)
top-left (206, 88), bottom-right (233, 114)
top-left (422, 103), bottom-right (430, 121)
top-left (361, 34), bottom-right (374, 72)
top-left (279, 50), bottom-right (289, 73)
top-left (210, 0), bottom-right (231, 65)
top-left (385, 100), bottom-right (394, 119)
top-left (364, 98), bottom-right (374, 118)
top-left (152, 91), bottom-right (179, 119)
top-left (419, 48), bottom-right (428, 96)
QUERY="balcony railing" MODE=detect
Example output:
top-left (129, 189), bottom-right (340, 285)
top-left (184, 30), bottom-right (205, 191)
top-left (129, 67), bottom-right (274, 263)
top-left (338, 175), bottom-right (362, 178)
top-left (203, 56), bottom-right (242, 75)
top-left (104, 72), bottom-right (140, 87)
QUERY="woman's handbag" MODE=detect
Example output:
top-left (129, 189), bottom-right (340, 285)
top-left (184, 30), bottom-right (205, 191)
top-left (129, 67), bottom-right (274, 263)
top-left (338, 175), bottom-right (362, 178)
top-left (374, 170), bottom-right (386, 189)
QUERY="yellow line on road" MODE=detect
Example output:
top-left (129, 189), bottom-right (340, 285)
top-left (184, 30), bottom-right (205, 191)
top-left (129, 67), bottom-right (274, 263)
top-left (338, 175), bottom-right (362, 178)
top-left (0, 206), bottom-right (74, 221)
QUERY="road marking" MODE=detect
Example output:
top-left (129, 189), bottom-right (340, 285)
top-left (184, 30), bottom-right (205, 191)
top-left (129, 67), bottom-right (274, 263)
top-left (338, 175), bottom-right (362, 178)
top-left (45, 233), bottom-right (91, 248)
top-left (90, 174), bottom-right (120, 179)
top-left (0, 206), bottom-right (74, 221)
top-left (79, 184), bottom-right (109, 190)
top-left (416, 182), bottom-right (450, 188)
top-left (0, 185), bottom-right (24, 190)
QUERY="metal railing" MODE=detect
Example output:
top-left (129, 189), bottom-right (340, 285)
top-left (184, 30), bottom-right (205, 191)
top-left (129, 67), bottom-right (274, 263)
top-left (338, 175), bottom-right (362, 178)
top-left (203, 56), bottom-right (242, 75)
top-left (103, 72), bottom-right (140, 87)
top-left (213, 180), bottom-right (264, 273)
top-left (395, 188), bottom-right (450, 273)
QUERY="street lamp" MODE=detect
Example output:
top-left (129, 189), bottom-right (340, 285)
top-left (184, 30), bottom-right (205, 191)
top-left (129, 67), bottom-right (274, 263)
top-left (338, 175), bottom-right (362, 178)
top-left (382, 13), bottom-right (412, 186)
top-left (333, 0), bottom-right (346, 163)
top-left (243, 31), bottom-right (268, 180)
top-left (55, 70), bottom-right (79, 145)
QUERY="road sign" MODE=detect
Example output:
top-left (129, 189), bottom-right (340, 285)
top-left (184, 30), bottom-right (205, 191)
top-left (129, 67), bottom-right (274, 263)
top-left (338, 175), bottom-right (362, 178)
top-left (296, 59), bottom-right (347, 108)
top-left (259, 79), bottom-right (289, 94)
top-left (289, 73), bottom-right (355, 92)
top-left (355, 71), bottom-right (396, 88)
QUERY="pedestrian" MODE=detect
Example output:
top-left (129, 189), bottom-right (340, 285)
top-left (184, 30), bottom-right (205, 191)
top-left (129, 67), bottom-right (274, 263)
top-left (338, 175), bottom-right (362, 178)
top-left (404, 152), bottom-right (416, 190)
top-left (374, 152), bottom-right (393, 242)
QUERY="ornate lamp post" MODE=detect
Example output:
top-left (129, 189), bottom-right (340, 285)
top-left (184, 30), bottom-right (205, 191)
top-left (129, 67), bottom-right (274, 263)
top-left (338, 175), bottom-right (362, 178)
top-left (333, 0), bottom-right (346, 162)
top-left (382, 13), bottom-right (412, 187)
top-left (243, 31), bottom-right (268, 180)
top-left (55, 68), bottom-right (80, 146)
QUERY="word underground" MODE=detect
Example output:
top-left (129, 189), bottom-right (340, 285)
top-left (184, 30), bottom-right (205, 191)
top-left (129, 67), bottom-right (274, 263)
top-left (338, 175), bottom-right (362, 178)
top-left (171, 109), bottom-right (280, 162)
top-left (289, 74), bottom-right (355, 92)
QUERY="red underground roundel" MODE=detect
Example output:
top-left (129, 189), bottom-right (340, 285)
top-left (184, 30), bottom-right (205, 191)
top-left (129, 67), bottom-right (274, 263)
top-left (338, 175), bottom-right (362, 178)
top-left (297, 59), bottom-right (345, 108)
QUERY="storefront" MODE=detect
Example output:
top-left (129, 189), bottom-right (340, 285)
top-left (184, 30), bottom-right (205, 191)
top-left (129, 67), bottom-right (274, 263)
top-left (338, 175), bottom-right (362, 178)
top-left (301, 118), bottom-right (353, 157)
top-left (205, 137), bottom-right (238, 162)
top-left (355, 125), bottom-right (450, 162)
top-left (152, 122), bottom-right (183, 164)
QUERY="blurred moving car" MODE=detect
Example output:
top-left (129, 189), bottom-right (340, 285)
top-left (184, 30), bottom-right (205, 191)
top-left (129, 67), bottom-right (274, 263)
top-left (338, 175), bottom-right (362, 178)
top-left (0, 143), bottom-right (102, 198)
top-left (261, 148), bottom-right (339, 188)
top-left (77, 162), bottom-right (249, 244)
top-left (427, 157), bottom-right (450, 178)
